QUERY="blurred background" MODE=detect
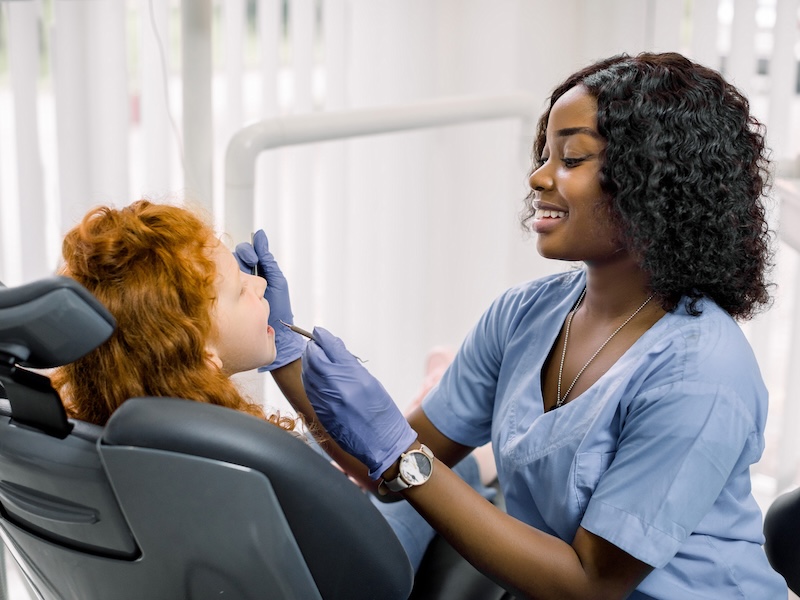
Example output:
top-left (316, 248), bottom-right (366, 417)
top-left (0, 0), bottom-right (799, 582)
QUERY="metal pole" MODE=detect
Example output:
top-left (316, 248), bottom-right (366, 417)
top-left (182, 0), bottom-right (213, 209)
top-left (224, 93), bottom-right (538, 244)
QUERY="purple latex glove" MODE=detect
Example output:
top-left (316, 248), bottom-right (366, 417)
top-left (301, 327), bottom-right (417, 479)
top-left (234, 230), bottom-right (304, 371)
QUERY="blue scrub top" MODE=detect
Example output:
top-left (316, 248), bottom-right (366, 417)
top-left (423, 269), bottom-right (787, 599)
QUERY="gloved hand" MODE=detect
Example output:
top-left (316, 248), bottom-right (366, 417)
top-left (302, 327), bottom-right (417, 479)
top-left (234, 230), bottom-right (304, 371)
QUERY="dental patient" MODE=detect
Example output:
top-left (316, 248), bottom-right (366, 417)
top-left (52, 199), bottom-right (492, 572)
top-left (53, 200), bottom-right (294, 429)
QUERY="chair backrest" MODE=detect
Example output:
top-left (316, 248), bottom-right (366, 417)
top-left (764, 487), bottom-right (800, 595)
top-left (0, 276), bottom-right (413, 600)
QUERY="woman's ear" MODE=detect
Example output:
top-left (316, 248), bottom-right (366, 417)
top-left (204, 344), bottom-right (223, 370)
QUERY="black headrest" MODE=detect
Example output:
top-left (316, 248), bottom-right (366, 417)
top-left (0, 276), bottom-right (115, 368)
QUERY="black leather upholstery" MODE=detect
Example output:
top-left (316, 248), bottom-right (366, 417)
top-left (0, 276), bottom-right (413, 600)
top-left (764, 486), bottom-right (800, 594)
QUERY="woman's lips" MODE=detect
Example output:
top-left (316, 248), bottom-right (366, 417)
top-left (532, 208), bottom-right (567, 233)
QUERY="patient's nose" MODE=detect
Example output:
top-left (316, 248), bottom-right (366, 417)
top-left (252, 273), bottom-right (267, 296)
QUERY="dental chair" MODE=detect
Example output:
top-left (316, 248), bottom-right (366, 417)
top-left (0, 276), bottom-right (413, 600)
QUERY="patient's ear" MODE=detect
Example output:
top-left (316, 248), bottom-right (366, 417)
top-left (204, 345), bottom-right (223, 371)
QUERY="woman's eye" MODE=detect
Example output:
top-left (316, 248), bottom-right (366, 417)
top-left (536, 156), bottom-right (549, 168)
top-left (562, 157), bottom-right (585, 168)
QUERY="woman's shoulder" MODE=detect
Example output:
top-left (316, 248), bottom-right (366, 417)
top-left (499, 268), bottom-right (584, 307)
top-left (634, 296), bottom-right (766, 416)
top-left (665, 296), bottom-right (753, 354)
top-left (481, 269), bottom-right (584, 327)
top-left (458, 269), bottom-right (582, 351)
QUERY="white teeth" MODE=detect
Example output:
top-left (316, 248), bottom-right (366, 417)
top-left (534, 209), bottom-right (567, 219)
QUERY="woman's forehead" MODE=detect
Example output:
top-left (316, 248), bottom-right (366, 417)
top-left (548, 86), bottom-right (598, 131)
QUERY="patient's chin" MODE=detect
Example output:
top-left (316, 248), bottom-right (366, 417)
top-left (260, 344), bottom-right (277, 369)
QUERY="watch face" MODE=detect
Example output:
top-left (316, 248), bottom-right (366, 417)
top-left (400, 451), bottom-right (432, 485)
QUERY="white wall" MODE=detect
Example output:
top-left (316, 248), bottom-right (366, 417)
top-left (1, 0), bottom-right (800, 503)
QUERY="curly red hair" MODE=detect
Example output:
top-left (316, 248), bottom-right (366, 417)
top-left (53, 200), bottom-right (295, 431)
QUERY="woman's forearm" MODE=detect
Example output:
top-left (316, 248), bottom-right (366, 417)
top-left (270, 358), bottom-right (378, 490)
top-left (399, 462), bottom-right (649, 600)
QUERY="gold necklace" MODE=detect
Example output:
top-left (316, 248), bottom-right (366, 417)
top-left (556, 289), bottom-right (655, 409)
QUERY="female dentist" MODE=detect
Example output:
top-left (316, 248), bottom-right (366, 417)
top-left (298, 52), bottom-right (787, 599)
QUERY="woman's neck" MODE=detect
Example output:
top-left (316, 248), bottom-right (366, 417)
top-left (580, 258), bottom-right (656, 321)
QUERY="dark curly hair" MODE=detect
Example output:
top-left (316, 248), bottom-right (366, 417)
top-left (522, 52), bottom-right (773, 320)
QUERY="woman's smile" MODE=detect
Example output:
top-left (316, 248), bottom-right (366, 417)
top-left (532, 202), bottom-right (569, 233)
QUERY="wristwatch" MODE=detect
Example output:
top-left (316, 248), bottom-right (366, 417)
top-left (383, 444), bottom-right (435, 492)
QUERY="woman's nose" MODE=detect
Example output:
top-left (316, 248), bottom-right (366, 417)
top-left (528, 164), bottom-right (553, 192)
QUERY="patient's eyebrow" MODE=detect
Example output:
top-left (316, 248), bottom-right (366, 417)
top-left (555, 126), bottom-right (603, 140)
